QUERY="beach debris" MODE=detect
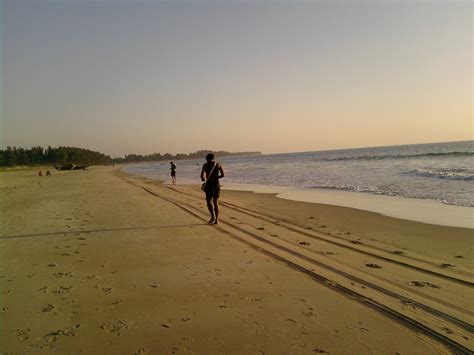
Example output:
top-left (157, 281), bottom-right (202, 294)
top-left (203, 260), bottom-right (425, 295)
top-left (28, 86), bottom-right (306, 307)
top-left (257, 227), bottom-right (265, 230)
top-left (161, 323), bottom-right (171, 328)
top-left (441, 263), bottom-right (455, 268)
top-left (350, 240), bottom-right (362, 244)
top-left (309, 216), bottom-right (315, 219)
top-left (320, 225), bottom-right (327, 228)
top-left (392, 250), bottom-right (405, 255)
top-left (1, 307), bottom-right (8, 312)
top-left (455, 255), bottom-right (464, 259)
top-left (409, 281), bottom-right (440, 288)
top-left (365, 263), bottom-right (382, 269)
top-left (312, 348), bottom-right (328, 353)
top-left (299, 241), bottom-right (311, 246)
top-left (443, 327), bottom-right (454, 334)
top-left (149, 282), bottom-right (159, 288)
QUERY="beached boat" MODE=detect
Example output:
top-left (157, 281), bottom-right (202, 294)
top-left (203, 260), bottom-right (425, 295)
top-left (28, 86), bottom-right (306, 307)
top-left (55, 164), bottom-right (89, 171)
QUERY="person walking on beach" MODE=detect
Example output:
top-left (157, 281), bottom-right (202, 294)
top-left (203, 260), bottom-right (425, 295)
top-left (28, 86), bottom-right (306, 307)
top-left (200, 153), bottom-right (224, 224)
top-left (170, 162), bottom-right (177, 185)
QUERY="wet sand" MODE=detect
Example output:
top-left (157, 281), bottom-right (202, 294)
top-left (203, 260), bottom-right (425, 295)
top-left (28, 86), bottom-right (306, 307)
top-left (1, 166), bottom-right (472, 354)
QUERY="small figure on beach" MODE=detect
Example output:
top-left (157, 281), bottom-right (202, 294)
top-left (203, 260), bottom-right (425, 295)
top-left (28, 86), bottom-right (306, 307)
top-left (200, 153), bottom-right (225, 224)
top-left (170, 162), bottom-right (177, 185)
top-left (46, 169), bottom-right (51, 176)
top-left (38, 169), bottom-right (43, 177)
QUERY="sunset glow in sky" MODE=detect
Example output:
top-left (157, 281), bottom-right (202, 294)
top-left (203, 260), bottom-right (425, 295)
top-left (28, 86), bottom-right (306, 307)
top-left (2, 1), bottom-right (472, 157)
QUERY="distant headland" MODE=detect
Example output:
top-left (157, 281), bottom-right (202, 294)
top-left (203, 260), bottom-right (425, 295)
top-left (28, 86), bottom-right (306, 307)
top-left (0, 146), bottom-right (261, 167)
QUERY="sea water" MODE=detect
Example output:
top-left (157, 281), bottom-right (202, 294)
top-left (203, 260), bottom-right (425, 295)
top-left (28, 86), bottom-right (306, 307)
top-left (124, 141), bottom-right (473, 207)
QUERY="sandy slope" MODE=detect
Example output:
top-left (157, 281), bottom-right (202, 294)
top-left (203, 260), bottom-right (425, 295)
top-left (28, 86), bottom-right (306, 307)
top-left (1, 166), bottom-right (470, 354)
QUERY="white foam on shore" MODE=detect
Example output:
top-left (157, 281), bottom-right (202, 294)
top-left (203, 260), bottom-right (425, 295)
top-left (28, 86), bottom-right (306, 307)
top-left (222, 183), bottom-right (474, 229)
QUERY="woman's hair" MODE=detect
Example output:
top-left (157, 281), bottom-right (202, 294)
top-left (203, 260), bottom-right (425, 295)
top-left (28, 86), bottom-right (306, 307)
top-left (205, 153), bottom-right (215, 161)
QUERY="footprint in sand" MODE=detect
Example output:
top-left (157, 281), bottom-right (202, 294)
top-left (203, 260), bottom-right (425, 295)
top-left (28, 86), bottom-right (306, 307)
top-left (52, 285), bottom-right (74, 294)
top-left (41, 304), bottom-right (55, 313)
top-left (52, 272), bottom-right (74, 278)
top-left (100, 320), bottom-right (130, 335)
top-left (101, 287), bottom-right (113, 294)
top-left (16, 328), bottom-right (31, 341)
top-left (45, 324), bottom-right (80, 343)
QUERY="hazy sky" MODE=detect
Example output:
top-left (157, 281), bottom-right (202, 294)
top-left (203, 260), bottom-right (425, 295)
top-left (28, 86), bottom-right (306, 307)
top-left (2, 0), bottom-right (472, 157)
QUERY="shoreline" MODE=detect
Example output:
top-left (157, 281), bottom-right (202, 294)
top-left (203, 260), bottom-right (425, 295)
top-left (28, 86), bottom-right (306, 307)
top-left (221, 182), bottom-right (473, 229)
top-left (146, 177), bottom-right (473, 229)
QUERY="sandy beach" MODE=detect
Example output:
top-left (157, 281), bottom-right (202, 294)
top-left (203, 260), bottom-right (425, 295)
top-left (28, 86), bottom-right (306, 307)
top-left (1, 166), bottom-right (472, 354)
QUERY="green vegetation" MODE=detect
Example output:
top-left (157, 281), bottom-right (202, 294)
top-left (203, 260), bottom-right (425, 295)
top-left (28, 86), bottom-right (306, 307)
top-left (0, 146), bottom-right (260, 167)
top-left (117, 150), bottom-right (261, 164)
top-left (0, 146), bottom-right (112, 167)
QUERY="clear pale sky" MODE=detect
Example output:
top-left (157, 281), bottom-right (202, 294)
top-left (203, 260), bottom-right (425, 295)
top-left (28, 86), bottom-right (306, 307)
top-left (1, 0), bottom-right (472, 157)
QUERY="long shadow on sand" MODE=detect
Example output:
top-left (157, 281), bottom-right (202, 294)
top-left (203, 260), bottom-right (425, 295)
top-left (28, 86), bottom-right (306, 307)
top-left (0, 224), bottom-right (206, 240)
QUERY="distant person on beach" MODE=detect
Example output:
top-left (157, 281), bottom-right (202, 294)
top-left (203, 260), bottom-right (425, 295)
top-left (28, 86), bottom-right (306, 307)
top-left (170, 162), bottom-right (177, 185)
top-left (200, 154), bottom-right (225, 224)
top-left (38, 169), bottom-right (43, 177)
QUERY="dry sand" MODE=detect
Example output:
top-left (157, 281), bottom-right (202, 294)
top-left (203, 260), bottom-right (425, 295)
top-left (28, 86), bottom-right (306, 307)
top-left (1, 166), bottom-right (472, 354)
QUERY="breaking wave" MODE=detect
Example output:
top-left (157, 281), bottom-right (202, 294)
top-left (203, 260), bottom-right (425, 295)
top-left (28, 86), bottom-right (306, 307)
top-left (404, 168), bottom-right (474, 181)
top-left (321, 151), bottom-right (473, 162)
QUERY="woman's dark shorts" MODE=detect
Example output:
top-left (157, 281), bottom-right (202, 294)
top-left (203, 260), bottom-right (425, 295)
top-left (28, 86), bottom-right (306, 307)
top-left (205, 185), bottom-right (220, 200)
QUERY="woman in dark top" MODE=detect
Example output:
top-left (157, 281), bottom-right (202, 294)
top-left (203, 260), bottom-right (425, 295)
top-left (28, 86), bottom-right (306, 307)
top-left (200, 153), bottom-right (225, 224)
top-left (170, 162), bottom-right (177, 185)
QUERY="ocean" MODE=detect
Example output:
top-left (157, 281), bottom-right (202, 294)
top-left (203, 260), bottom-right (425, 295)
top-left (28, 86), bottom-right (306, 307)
top-left (123, 140), bottom-right (473, 208)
